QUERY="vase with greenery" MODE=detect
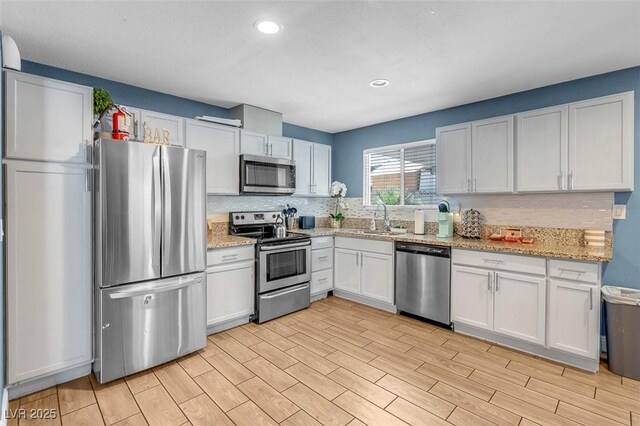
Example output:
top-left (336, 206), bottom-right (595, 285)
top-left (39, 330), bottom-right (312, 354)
top-left (93, 88), bottom-right (114, 137)
top-left (330, 181), bottom-right (347, 228)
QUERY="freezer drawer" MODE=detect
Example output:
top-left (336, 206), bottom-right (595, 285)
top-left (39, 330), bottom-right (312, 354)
top-left (257, 283), bottom-right (310, 323)
top-left (95, 272), bottom-right (206, 383)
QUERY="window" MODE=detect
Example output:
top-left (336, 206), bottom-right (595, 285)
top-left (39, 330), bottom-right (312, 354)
top-left (363, 139), bottom-right (437, 207)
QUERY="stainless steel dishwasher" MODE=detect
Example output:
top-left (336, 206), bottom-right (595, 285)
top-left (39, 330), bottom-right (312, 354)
top-left (395, 242), bottom-right (451, 325)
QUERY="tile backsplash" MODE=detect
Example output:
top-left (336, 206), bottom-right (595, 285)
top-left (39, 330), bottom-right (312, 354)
top-left (208, 192), bottom-right (614, 231)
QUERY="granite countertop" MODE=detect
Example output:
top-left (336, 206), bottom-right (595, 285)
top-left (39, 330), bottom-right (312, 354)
top-left (207, 235), bottom-right (257, 250)
top-left (292, 228), bottom-right (612, 262)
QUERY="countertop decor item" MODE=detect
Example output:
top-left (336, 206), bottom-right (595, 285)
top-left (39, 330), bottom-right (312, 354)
top-left (93, 88), bottom-right (113, 116)
top-left (330, 181), bottom-right (347, 227)
top-left (2, 35), bottom-right (21, 70)
top-left (460, 209), bottom-right (481, 239)
top-left (414, 210), bottom-right (425, 235)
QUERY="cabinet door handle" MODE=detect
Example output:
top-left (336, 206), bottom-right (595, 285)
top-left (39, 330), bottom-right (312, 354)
top-left (473, 178), bottom-right (477, 192)
top-left (568, 171), bottom-right (574, 190)
top-left (589, 287), bottom-right (594, 310)
top-left (269, 143), bottom-right (273, 157)
top-left (558, 268), bottom-right (584, 275)
top-left (466, 179), bottom-right (471, 192)
top-left (495, 274), bottom-right (500, 293)
top-left (355, 252), bottom-right (358, 266)
top-left (558, 172), bottom-right (564, 190)
top-left (487, 272), bottom-right (492, 291)
top-left (318, 277), bottom-right (328, 283)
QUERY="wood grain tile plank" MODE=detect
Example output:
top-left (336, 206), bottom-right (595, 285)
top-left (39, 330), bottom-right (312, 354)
top-left (392, 322), bottom-right (437, 337)
top-left (124, 370), bottom-right (161, 395)
top-left (429, 382), bottom-right (519, 426)
top-left (395, 329), bottom-right (447, 347)
top-left (93, 380), bottom-right (140, 425)
top-left (418, 362), bottom-right (496, 401)
top-left (7, 399), bottom-right (19, 426)
top-left (205, 352), bottom-right (255, 385)
top-left (57, 376), bottom-right (96, 415)
top-left (226, 401), bottom-right (278, 426)
top-left (61, 404), bottom-right (104, 426)
top-left (193, 370), bottom-right (248, 412)
top-left (324, 326), bottom-right (372, 348)
top-left (134, 385), bottom-right (187, 426)
top-left (556, 401), bottom-right (626, 426)
top-left (250, 341), bottom-right (299, 370)
top-left (356, 320), bottom-right (405, 339)
top-left (324, 337), bottom-right (377, 362)
top-left (264, 321), bottom-right (298, 337)
top-left (288, 333), bottom-right (336, 356)
top-left (226, 326), bottom-right (263, 346)
top-left (396, 334), bottom-right (458, 360)
top-left (406, 348), bottom-right (474, 378)
top-left (563, 369), bottom-right (640, 401)
top-left (322, 317), bottom-right (368, 335)
top-left (197, 339), bottom-right (223, 358)
top-left (596, 388), bottom-right (640, 412)
top-left (285, 362), bottom-right (347, 400)
top-left (446, 407), bottom-right (497, 426)
top-left (153, 362), bottom-right (203, 404)
top-left (236, 377), bottom-right (299, 422)
top-left (490, 391), bottom-right (580, 426)
top-left (214, 337), bottom-right (259, 363)
top-left (359, 330), bottom-right (412, 353)
top-left (244, 357), bottom-right (298, 392)
top-left (490, 346), bottom-right (564, 375)
top-left (468, 370), bottom-right (558, 412)
top-left (525, 379), bottom-right (630, 425)
top-left (333, 391), bottom-right (406, 426)
top-left (632, 412), bottom-right (639, 425)
top-left (290, 322), bottom-right (333, 342)
top-left (177, 353), bottom-right (214, 378)
top-left (369, 357), bottom-right (437, 392)
top-left (385, 397), bottom-right (449, 426)
top-left (328, 368), bottom-right (396, 408)
top-left (293, 312), bottom-right (332, 329)
top-left (363, 342), bottom-right (424, 370)
top-left (112, 413), bottom-right (148, 426)
top-left (454, 352), bottom-right (529, 386)
top-left (208, 331), bottom-right (232, 343)
top-left (509, 361), bottom-right (595, 397)
top-left (286, 346), bottom-right (339, 375)
top-left (432, 329), bottom-right (493, 352)
top-left (280, 410), bottom-right (322, 426)
top-left (20, 394), bottom-right (61, 426)
top-left (253, 329), bottom-right (298, 351)
top-left (179, 393), bottom-right (234, 426)
top-left (283, 383), bottom-right (353, 426)
top-left (20, 387), bottom-right (57, 405)
top-left (326, 350), bottom-right (385, 382)
top-left (376, 374), bottom-right (455, 419)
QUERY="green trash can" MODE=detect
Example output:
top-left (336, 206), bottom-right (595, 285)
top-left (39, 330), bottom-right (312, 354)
top-left (602, 285), bottom-right (640, 380)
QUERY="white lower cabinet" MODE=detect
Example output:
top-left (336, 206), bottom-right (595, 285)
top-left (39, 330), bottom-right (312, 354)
top-left (547, 279), bottom-right (600, 359)
top-left (451, 265), bottom-right (494, 331)
top-left (6, 161), bottom-right (93, 384)
top-left (333, 237), bottom-right (394, 305)
top-left (310, 237), bottom-right (334, 297)
top-left (493, 272), bottom-right (546, 345)
top-left (206, 246), bottom-right (255, 330)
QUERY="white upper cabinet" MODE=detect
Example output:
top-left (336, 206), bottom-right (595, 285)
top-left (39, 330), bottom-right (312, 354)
top-left (471, 115), bottom-right (514, 193)
top-left (294, 139), bottom-right (313, 196)
top-left (516, 106), bottom-right (568, 192)
top-left (6, 161), bottom-right (93, 384)
top-left (139, 110), bottom-right (185, 147)
top-left (293, 139), bottom-right (332, 196)
top-left (568, 92), bottom-right (634, 191)
top-left (240, 130), bottom-right (269, 156)
top-left (268, 135), bottom-right (293, 159)
top-left (185, 120), bottom-right (240, 195)
top-left (436, 123), bottom-right (471, 194)
top-left (5, 71), bottom-right (92, 164)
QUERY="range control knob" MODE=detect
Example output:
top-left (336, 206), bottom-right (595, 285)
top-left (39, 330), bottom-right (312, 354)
top-left (272, 214), bottom-right (276, 218)
top-left (241, 215), bottom-right (245, 220)
top-left (235, 215), bottom-right (239, 220)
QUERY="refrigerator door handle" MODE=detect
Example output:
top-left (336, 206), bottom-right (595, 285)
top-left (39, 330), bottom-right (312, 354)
top-left (152, 150), bottom-right (162, 272)
top-left (108, 274), bottom-right (204, 299)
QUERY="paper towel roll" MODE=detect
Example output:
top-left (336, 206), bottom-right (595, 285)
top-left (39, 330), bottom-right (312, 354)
top-left (414, 210), bottom-right (425, 235)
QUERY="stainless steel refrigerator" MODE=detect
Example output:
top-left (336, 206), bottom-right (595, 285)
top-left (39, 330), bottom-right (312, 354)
top-left (93, 138), bottom-right (207, 383)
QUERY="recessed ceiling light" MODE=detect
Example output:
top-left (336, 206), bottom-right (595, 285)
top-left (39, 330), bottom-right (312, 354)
top-left (429, 9), bottom-right (435, 14)
top-left (254, 19), bottom-right (282, 35)
top-left (369, 79), bottom-right (390, 88)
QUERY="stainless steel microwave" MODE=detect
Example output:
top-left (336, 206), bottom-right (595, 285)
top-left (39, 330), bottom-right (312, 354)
top-left (240, 154), bottom-right (296, 195)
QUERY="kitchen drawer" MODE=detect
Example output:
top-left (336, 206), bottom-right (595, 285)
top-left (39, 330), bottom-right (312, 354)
top-left (311, 269), bottom-right (333, 294)
top-left (207, 245), bottom-right (254, 266)
top-left (335, 236), bottom-right (393, 255)
top-left (312, 248), bottom-right (333, 272)
top-left (549, 259), bottom-right (599, 284)
top-left (452, 249), bottom-right (546, 276)
top-left (312, 236), bottom-right (334, 250)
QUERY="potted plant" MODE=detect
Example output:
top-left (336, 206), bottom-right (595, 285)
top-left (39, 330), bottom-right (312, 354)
top-left (330, 181), bottom-right (347, 228)
top-left (93, 88), bottom-right (114, 138)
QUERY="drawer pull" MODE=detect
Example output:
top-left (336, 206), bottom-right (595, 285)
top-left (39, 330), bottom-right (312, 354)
top-left (221, 254), bottom-right (239, 261)
top-left (483, 259), bottom-right (504, 264)
top-left (318, 277), bottom-right (328, 283)
top-left (318, 256), bottom-right (329, 261)
top-left (558, 268), bottom-right (584, 275)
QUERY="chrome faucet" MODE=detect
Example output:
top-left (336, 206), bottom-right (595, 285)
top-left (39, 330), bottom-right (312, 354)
top-left (376, 202), bottom-right (391, 231)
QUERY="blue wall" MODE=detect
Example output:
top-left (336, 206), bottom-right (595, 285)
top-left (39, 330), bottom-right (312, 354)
top-left (21, 61), bottom-right (333, 146)
top-left (333, 66), bottom-right (640, 289)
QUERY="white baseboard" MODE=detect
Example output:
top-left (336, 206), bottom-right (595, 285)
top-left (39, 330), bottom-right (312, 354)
top-left (332, 290), bottom-right (397, 313)
top-left (8, 364), bottom-right (92, 399)
top-left (207, 315), bottom-right (251, 335)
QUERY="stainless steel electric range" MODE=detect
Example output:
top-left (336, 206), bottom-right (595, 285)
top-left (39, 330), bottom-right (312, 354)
top-left (229, 211), bottom-right (311, 323)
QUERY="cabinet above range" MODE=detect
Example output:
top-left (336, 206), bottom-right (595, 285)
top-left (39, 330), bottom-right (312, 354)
top-left (436, 91), bottom-right (634, 195)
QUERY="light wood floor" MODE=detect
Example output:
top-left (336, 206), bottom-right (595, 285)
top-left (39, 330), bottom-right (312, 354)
top-left (9, 296), bottom-right (640, 426)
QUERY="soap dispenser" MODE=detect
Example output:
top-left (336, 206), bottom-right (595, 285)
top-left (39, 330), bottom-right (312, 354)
top-left (370, 212), bottom-right (377, 231)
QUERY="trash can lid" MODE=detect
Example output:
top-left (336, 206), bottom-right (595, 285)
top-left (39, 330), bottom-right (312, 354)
top-left (602, 285), bottom-right (640, 306)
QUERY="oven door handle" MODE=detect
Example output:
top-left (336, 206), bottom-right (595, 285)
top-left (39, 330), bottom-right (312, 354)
top-left (260, 241), bottom-right (311, 251)
top-left (261, 283), bottom-right (310, 299)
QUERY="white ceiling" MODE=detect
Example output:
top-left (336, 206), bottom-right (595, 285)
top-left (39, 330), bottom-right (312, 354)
top-left (2, 1), bottom-right (640, 133)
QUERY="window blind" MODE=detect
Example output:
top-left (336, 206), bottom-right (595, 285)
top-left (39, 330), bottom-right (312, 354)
top-left (363, 140), bottom-right (437, 206)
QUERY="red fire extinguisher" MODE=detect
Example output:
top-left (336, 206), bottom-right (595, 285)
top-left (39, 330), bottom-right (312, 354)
top-left (111, 106), bottom-right (131, 141)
